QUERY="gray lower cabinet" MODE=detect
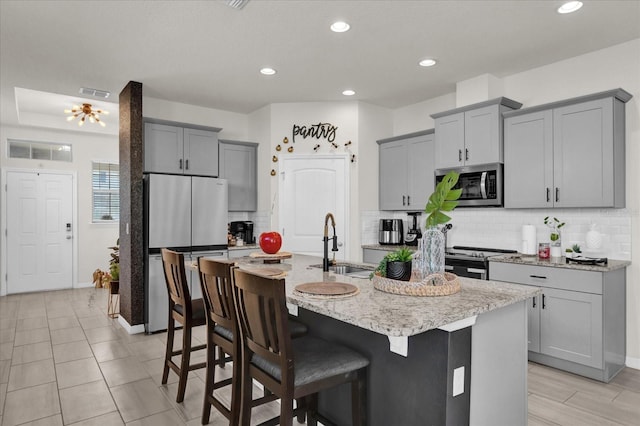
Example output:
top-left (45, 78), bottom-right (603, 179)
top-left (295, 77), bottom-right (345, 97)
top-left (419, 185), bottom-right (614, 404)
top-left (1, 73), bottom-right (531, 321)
top-left (378, 130), bottom-right (435, 211)
top-left (362, 248), bottom-right (390, 264)
top-left (431, 98), bottom-right (522, 169)
top-left (504, 89), bottom-right (631, 208)
top-left (490, 261), bottom-right (626, 382)
top-left (144, 121), bottom-right (220, 176)
top-left (219, 140), bottom-right (257, 211)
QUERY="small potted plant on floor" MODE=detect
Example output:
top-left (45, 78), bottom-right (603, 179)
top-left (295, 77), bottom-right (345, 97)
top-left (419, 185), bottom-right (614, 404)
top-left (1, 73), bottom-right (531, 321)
top-left (371, 247), bottom-right (413, 281)
top-left (108, 239), bottom-right (120, 294)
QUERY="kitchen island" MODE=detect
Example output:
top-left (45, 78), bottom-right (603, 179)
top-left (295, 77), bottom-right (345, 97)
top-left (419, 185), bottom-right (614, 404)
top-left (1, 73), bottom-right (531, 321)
top-left (235, 254), bottom-right (540, 425)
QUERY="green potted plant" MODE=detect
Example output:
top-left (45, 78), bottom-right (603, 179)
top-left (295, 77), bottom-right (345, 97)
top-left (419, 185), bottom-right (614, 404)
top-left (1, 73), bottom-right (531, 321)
top-left (108, 239), bottom-right (120, 294)
top-left (418, 171), bottom-right (461, 277)
top-left (371, 247), bottom-right (414, 281)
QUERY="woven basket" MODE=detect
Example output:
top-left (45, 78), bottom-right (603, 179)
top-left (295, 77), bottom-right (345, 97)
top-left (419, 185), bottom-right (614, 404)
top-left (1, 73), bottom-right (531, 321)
top-left (372, 271), bottom-right (460, 297)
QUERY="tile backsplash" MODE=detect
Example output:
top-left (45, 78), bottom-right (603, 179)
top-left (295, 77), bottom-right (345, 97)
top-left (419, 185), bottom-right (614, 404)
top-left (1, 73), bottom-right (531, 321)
top-left (361, 208), bottom-right (632, 260)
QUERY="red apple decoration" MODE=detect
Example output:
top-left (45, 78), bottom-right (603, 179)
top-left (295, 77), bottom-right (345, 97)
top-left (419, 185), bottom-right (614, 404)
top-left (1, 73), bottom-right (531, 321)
top-left (259, 232), bottom-right (282, 254)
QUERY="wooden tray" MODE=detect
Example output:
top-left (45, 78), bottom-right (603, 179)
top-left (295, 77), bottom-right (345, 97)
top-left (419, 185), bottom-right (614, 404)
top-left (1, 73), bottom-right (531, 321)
top-left (249, 251), bottom-right (293, 264)
top-left (294, 282), bottom-right (359, 299)
top-left (246, 267), bottom-right (287, 279)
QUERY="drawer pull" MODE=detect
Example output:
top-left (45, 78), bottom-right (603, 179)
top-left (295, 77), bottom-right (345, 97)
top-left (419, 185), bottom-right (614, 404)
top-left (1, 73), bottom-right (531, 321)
top-left (530, 275), bottom-right (547, 279)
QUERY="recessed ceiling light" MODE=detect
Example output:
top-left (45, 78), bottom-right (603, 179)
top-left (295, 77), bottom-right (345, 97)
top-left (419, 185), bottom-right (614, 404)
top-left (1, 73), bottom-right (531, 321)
top-left (331, 21), bottom-right (350, 33)
top-left (557, 1), bottom-right (583, 14)
top-left (260, 67), bottom-right (277, 75)
top-left (419, 58), bottom-right (437, 67)
top-left (342, 89), bottom-right (355, 96)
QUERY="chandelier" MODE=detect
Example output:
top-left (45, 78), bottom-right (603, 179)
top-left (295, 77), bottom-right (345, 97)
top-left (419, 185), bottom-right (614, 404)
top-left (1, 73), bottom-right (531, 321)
top-left (64, 103), bottom-right (109, 127)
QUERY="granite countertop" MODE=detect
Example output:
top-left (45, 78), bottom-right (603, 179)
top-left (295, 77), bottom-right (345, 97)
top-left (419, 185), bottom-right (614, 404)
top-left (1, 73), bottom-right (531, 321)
top-left (362, 244), bottom-right (417, 251)
top-left (228, 244), bottom-right (258, 251)
top-left (489, 254), bottom-right (630, 272)
top-left (234, 254), bottom-right (540, 338)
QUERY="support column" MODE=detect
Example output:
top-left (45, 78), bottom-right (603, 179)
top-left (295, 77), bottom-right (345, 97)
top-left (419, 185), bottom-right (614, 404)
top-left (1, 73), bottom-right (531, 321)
top-left (119, 81), bottom-right (145, 329)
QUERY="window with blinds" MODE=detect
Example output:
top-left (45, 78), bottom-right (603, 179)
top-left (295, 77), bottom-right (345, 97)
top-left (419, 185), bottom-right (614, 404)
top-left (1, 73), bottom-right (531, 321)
top-left (92, 162), bottom-right (120, 222)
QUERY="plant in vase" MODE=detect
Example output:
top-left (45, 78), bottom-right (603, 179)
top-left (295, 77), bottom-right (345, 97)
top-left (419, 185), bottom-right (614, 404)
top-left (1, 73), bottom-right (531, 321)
top-left (370, 248), bottom-right (413, 281)
top-left (418, 171), bottom-right (461, 278)
top-left (544, 216), bottom-right (565, 257)
top-left (108, 239), bottom-right (120, 293)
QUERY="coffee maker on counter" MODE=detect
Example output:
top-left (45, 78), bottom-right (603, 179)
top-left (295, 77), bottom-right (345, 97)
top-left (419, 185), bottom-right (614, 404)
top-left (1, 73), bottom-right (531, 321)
top-left (405, 212), bottom-right (422, 246)
top-left (229, 221), bottom-right (255, 245)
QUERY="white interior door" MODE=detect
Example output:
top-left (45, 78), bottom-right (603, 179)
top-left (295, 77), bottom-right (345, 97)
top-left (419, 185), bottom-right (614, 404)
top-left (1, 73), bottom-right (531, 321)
top-left (6, 171), bottom-right (73, 293)
top-left (279, 156), bottom-right (348, 259)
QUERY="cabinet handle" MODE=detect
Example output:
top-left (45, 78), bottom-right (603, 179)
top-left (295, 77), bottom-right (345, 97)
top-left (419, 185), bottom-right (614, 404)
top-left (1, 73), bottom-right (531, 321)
top-left (546, 188), bottom-right (550, 202)
top-left (402, 195), bottom-right (406, 206)
top-left (530, 275), bottom-right (547, 279)
top-left (185, 159), bottom-right (189, 170)
top-left (542, 294), bottom-right (546, 309)
top-left (532, 296), bottom-right (536, 308)
top-left (458, 149), bottom-right (462, 162)
top-left (555, 187), bottom-right (559, 203)
top-left (465, 148), bottom-right (469, 161)
top-left (407, 195), bottom-right (411, 206)
top-left (179, 159), bottom-right (183, 170)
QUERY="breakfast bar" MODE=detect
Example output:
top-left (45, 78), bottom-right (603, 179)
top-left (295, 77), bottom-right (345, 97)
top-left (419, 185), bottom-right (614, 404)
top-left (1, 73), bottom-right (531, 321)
top-left (235, 254), bottom-right (541, 425)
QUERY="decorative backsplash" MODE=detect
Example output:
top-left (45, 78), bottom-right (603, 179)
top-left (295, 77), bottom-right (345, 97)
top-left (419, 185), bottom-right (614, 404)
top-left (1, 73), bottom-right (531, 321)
top-left (362, 208), bottom-right (632, 260)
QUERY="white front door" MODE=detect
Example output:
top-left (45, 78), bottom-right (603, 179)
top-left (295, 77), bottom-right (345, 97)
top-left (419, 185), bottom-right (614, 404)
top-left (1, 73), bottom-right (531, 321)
top-left (6, 171), bottom-right (74, 293)
top-left (279, 156), bottom-right (348, 259)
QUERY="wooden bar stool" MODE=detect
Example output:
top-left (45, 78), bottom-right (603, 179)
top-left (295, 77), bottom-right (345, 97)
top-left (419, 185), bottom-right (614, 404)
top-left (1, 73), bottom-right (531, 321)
top-left (197, 258), bottom-right (309, 425)
top-left (232, 269), bottom-right (369, 426)
top-left (161, 248), bottom-right (207, 403)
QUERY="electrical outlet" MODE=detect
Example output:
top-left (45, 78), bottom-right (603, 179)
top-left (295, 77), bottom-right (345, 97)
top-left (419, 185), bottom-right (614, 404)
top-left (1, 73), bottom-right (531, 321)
top-left (453, 366), bottom-right (465, 396)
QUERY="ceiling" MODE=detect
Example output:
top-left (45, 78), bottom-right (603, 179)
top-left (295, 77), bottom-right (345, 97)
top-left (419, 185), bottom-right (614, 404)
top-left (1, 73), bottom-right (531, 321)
top-left (1, 0), bottom-right (639, 134)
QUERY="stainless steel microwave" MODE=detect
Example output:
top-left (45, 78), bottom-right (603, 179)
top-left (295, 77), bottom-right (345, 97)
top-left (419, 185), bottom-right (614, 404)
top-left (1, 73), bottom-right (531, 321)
top-left (435, 163), bottom-right (503, 207)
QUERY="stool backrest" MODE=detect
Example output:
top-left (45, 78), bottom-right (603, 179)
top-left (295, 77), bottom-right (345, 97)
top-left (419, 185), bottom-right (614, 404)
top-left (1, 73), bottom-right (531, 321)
top-left (161, 249), bottom-right (191, 311)
top-left (232, 269), bottom-right (293, 382)
top-left (198, 257), bottom-right (236, 333)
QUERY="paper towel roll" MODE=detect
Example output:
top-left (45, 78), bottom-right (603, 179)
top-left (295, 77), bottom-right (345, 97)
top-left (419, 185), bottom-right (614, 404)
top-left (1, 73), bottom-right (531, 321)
top-left (522, 225), bottom-right (537, 255)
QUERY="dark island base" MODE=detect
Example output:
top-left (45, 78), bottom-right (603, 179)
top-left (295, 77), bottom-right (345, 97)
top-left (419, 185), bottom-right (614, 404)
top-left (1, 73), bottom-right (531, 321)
top-left (298, 309), bottom-right (472, 426)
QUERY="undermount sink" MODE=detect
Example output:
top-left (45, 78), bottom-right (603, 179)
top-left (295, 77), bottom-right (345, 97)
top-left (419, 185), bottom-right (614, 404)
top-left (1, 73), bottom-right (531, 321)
top-left (309, 263), bottom-right (374, 278)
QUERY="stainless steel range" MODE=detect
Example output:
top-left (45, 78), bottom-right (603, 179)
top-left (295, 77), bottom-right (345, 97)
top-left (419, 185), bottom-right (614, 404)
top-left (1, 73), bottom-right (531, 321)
top-left (445, 246), bottom-right (517, 280)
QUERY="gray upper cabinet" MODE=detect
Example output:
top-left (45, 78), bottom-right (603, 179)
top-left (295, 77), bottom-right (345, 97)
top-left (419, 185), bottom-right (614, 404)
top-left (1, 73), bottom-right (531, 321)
top-left (219, 140), bottom-right (258, 212)
top-left (378, 130), bottom-right (435, 211)
top-left (432, 98), bottom-right (522, 169)
top-left (504, 89), bottom-right (632, 209)
top-left (144, 121), bottom-right (220, 176)
top-left (503, 110), bottom-right (553, 208)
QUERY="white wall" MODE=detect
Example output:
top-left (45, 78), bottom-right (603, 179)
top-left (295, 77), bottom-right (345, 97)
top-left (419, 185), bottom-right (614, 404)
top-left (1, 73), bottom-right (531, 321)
top-left (388, 38), bottom-right (640, 366)
top-left (143, 96), bottom-right (248, 140)
top-left (267, 102), bottom-right (360, 259)
top-left (0, 125), bottom-right (119, 292)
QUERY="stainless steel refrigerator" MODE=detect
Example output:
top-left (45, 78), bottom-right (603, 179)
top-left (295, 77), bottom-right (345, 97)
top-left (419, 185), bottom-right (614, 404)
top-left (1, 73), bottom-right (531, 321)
top-left (144, 173), bottom-right (228, 333)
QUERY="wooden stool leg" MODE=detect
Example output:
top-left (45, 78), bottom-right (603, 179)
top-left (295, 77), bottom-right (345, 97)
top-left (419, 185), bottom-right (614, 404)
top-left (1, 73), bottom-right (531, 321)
top-left (202, 335), bottom-right (215, 424)
top-left (162, 315), bottom-right (175, 385)
top-left (351, 369), bottom-right (367, 426)
top-left (176, 325), bottom-right (192, 403)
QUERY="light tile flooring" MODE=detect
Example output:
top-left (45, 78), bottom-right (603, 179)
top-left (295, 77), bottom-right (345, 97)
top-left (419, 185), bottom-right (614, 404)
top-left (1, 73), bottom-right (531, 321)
top-left (0, 287), bottom-right (638, 425)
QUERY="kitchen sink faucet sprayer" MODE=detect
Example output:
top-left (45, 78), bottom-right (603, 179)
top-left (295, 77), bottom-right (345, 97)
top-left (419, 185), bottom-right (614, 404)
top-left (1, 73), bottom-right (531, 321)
top-left (323, 212), bottom-right (338, 271)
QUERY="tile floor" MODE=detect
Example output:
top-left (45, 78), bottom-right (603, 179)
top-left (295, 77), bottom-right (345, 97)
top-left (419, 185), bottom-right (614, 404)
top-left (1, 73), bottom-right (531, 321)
top-left (0, 287), bottom-right (638, 425)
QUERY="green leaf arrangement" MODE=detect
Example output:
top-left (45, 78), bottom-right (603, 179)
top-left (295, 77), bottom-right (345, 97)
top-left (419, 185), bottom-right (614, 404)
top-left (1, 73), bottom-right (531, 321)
top-left (425, 171), bottom-right (462, 228)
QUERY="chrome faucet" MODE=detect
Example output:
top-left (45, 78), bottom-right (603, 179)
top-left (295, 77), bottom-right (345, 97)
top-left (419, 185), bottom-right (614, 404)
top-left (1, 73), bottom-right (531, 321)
top-left (323, 212), bottom-right (338, 271)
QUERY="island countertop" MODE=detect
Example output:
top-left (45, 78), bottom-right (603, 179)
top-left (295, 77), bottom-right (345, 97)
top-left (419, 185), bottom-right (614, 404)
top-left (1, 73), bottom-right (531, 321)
top-left (234, 254), bottom-right (540, 338)
top-left (490, 253), bottom-right (630, 272)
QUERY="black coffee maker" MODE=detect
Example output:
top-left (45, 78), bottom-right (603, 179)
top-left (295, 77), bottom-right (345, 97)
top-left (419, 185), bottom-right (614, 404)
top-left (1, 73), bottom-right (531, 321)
top-left (405, 212), bottom-right (422, 246)
top-left (229, 221), bottom-right (255, 244)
